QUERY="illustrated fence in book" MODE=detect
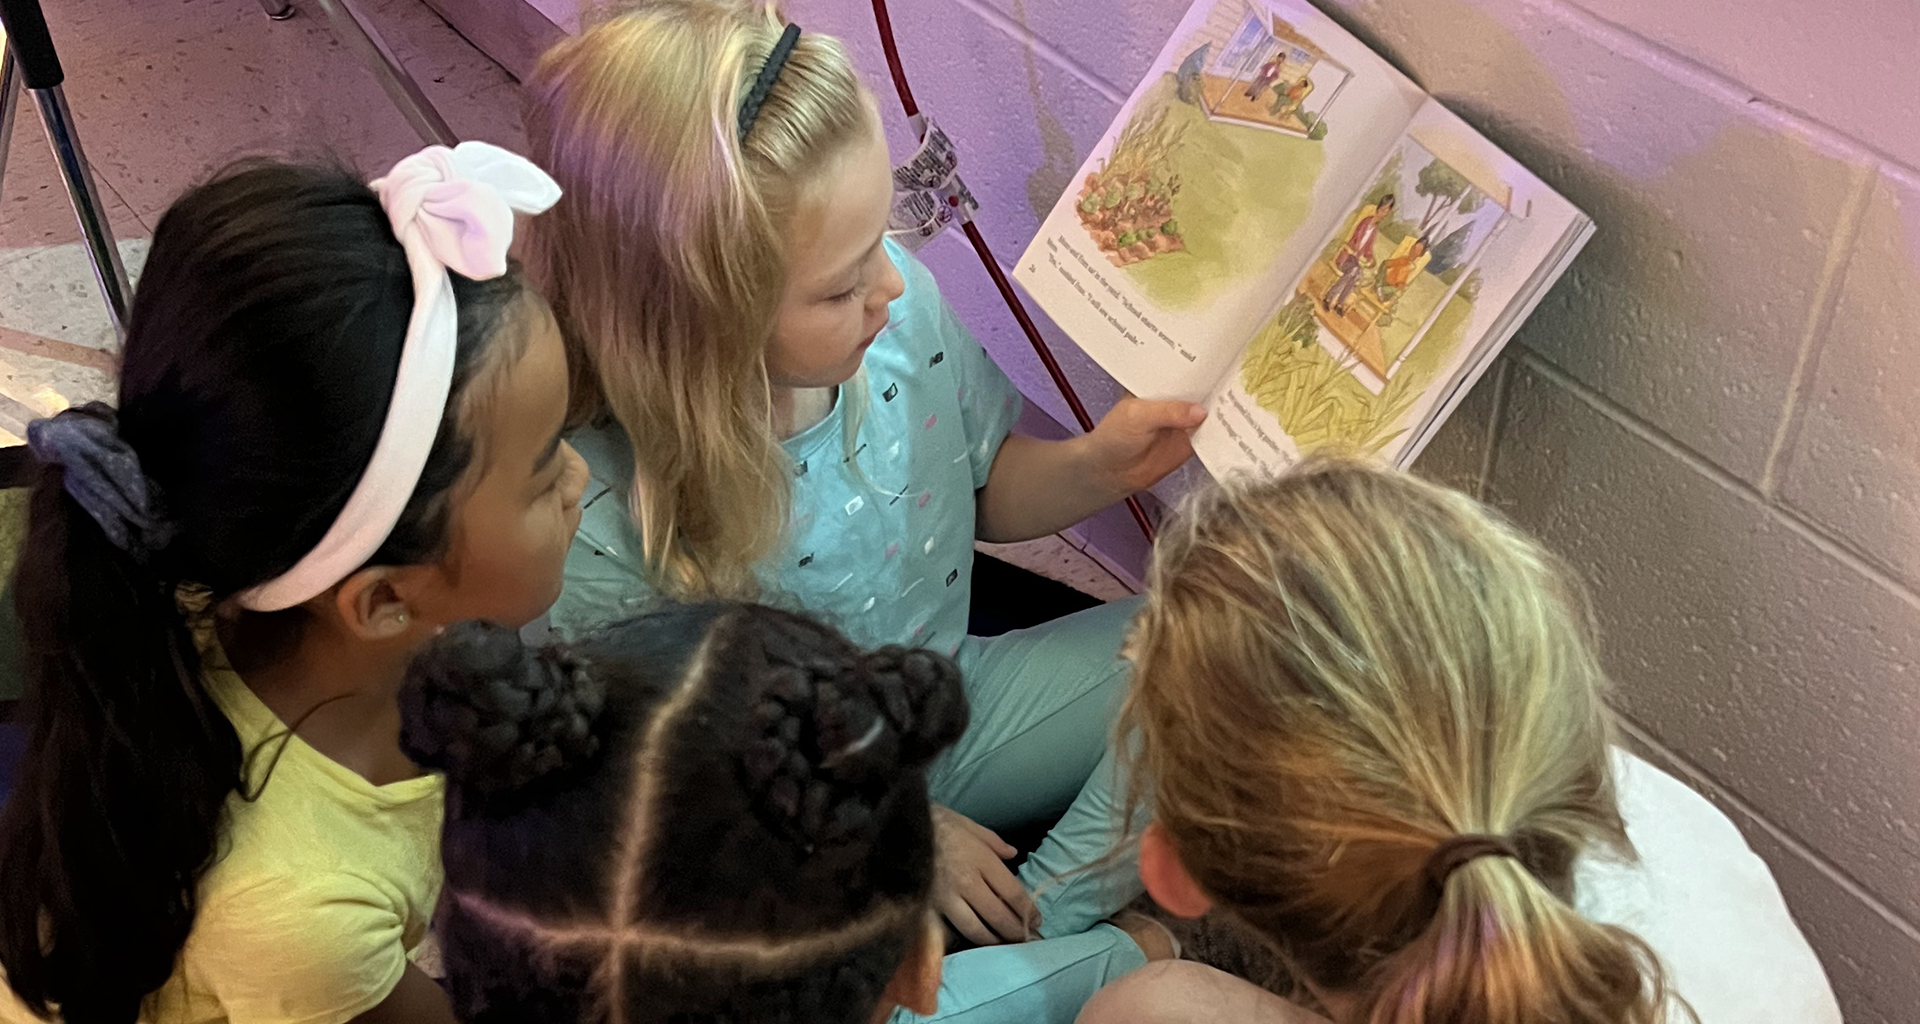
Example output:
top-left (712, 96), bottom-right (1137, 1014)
top-left (1015, 0), bottom-right (1593, 477)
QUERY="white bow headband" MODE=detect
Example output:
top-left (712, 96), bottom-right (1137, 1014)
top-left (238, 142), bottom-right (562, 612)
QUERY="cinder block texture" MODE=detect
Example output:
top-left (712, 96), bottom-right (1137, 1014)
top-left (1315, 0), bottom-right (1871, 485)
top-left (1629, 733), bottom-right (1916, 1024)
top-left (1563, 0), bottom-right (1920, 171)
top-left (1734, 803), bottom-right (1920, 1024)
top-left (1780, 170), bottom-right (1920, 589)
top-left (1410, 357), bottom-right (1506, 497)
top-left (1490, 359), bottom-right (1920, 1017)
top-left (957, 0), bottom-right (1187, 100)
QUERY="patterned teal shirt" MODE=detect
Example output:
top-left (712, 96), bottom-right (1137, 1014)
top-left (549, 241), bottom-right (1023, 654)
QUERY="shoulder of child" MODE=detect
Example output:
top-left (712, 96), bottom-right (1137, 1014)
top-left (187, 870), bottom-right (413, 1023)
top-left (1574, 751), bottom-right (1842, 1023)
top-left (877, 239), bottom-right (979, 368)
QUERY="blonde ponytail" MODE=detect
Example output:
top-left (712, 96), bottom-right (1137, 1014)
top-left (1122, 457), bottom-right (1687, 1024)
top-left (1355, 844), bottom-right (1670, 1023)
top-left (523, 0), bottom-right (876, 598)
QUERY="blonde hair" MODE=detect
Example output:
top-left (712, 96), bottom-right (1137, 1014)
top-left (1124, 457), bottom-right (1682, 1024)
top-left (524, 0), bottom-right (876, 599)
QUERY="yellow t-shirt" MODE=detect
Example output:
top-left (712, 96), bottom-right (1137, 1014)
top-left (1, 662), bottom-right (444, 1024)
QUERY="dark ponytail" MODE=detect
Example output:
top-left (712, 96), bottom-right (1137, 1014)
top-left (0, 439), bottom-right (231, 1024)
top-left (409, 603), bottom-right (965, 1024)
top-left (0, 161), bottom-right (530, 1024)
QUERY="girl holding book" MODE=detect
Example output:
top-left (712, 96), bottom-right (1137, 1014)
top-left (520, 2), bottom-right (1194, 1020)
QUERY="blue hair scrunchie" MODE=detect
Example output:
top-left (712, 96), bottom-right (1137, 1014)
top-left (26, 402), bottom-right (175, 561)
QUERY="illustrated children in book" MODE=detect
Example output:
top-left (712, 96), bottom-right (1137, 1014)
top-left (521, 3), bottom-right (1196, 1023)
top-left (1244, 57), bottom-right (1283, 101)
top-left (1268, 76), bottom-right (1313, 120)
top-left (1323, 192), bottom-right (1395, 314)
top-left (1376, 233), bottom-right (1431, 318)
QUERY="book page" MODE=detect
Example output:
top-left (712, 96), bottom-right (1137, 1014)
top-left (1012, 0), bottom-right (1426, 402)
top-left (1190, 100), bottom-right (1592, 476)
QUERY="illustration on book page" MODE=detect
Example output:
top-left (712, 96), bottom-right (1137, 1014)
top-left (1072, 0), bottom-right (1363, 311)
top-left (1014, 0), bottom-right (1425, 404)
top-left (1235, 133), bottom-right (1509, 456)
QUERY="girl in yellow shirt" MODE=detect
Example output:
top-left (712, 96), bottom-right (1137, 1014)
top-left (0, 148), bottom-right (586, 1024)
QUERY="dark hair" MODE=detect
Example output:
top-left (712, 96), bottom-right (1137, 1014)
top-left (402, 604), bottom-right (966, 1024)
top-left (0, 161), bottom-right (532, 1024)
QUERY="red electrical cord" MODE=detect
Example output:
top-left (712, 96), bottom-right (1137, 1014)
top-left (869, 0), bottom-right (1156, 544)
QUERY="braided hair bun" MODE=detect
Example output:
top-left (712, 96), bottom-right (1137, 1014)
top-left (400, 620), bottom-right (607, 801)
top-left (425, 603), bottom-right (966, 1024)
top-left (736, 609), bottom-right (968, 850)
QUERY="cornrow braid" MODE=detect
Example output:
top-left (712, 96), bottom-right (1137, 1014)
top-left (404, 602), bottom-right (964, 1024)
top-left (742, 618), bottom-right (967, 853)
top-left (401, 620), bottom-right (605, 809)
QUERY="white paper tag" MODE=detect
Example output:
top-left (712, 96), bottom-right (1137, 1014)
top-left (886, 115), bottom-right (978, 251)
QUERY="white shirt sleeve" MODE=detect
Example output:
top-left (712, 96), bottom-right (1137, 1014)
top-left (1575, 751), bottom-right (1842, 1024)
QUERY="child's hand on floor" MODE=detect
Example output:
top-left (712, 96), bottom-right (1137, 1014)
top-left (932, 804), bottom-right (1041, 946)
top-left (1082, 398), bottom-right (1207, 497)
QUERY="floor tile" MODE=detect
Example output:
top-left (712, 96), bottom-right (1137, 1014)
top-left (976, 535), bottom-right (1134, 602)
top-left (0, 238), bottom-right (147, 355)
top-left (1, 111), bottom-right (150, 249)
top-left (2, 0), bottom-right (513, 418)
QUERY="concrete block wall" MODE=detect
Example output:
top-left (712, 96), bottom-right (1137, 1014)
top-left (787, 0), bottom-right (1920, 1016)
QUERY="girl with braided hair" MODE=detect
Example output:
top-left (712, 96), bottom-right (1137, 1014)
top-left (1081, 458), bottom-right (1839, 1024)
top-left (400, 603), bottom-right (969, 1024)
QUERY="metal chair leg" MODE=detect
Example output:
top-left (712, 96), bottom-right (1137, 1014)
top-left (256, 0), bottom-right (295, 21)
top-left (31, 81), bottom-right (132, 341)
top-left (0, 47), bottom-right (19, 195)
top-left (0, 0), bottom-right (133, 343)
top-left (311, 0), bottom-right (456, 147)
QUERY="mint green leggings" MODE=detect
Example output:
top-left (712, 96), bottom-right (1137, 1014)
top-left (898, 597), bottom-right (1149, 1024)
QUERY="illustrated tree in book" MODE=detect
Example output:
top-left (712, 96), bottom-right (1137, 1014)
top-left (1427, 219), bottom-right (1475, 276)
top-left (1413, 160), bottom-right (1486, 241)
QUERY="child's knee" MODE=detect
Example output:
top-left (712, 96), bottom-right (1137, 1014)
top-left (1076, 961), bottom-right (1256, 1024)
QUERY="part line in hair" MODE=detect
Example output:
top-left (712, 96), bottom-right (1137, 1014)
top-left (604, 628), bottom-right (719, 1016)
top-left (446, 888), bottom-right (924, 967)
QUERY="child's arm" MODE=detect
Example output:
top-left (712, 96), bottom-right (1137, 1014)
top-left (194, 876), bottom-right (463, 1024)
top-left (976, 398), bottom-right (1205, 544)
top-left (348, 967), bottom-right (460, 1024)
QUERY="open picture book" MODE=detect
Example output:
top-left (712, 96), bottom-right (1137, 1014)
top-left (1014, 0), bottom-right (1593, 477)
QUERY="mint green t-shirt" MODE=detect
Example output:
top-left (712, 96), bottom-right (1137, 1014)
top-left (550, 241), bottom-right (1022, 655)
